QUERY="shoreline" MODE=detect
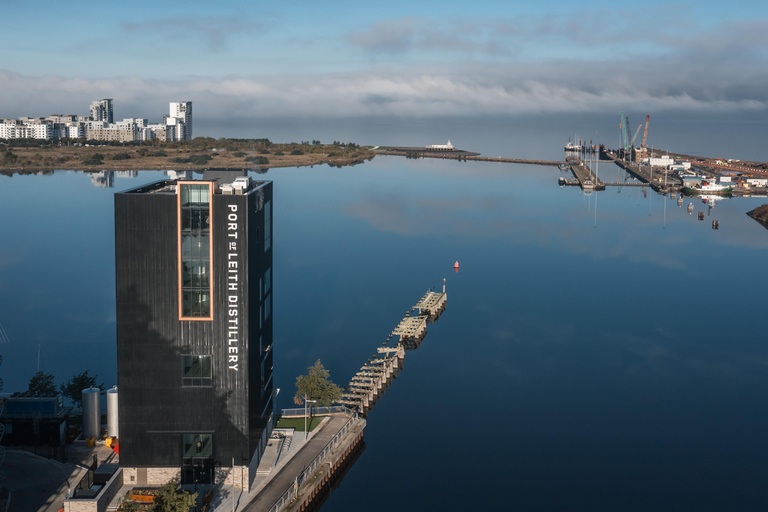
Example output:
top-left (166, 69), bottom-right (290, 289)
top-left (0, 142), bottom-right (375, 176)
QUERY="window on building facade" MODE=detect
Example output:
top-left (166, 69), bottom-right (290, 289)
top-left (264, 200), bottom-right (271, 252)
top-left (182, 355), bottom-right (212, 386)
top-left (179, 183), bottom-right (212, 319)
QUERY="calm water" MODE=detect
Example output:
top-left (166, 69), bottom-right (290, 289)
top-left (2, 115), bottom-right (768, 510)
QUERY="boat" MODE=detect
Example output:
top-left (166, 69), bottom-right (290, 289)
top-left (564, 137), bottom-right (582, 152)
top-left (682, 180), bottom-right (733, 197)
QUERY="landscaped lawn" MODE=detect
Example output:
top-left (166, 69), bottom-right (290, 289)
top-left (276, 417), bottom-right (325, 431)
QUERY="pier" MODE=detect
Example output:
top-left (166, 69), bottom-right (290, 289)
top-left (339, 282), bottom-right (448, 416)
top-left (566, 156), bottom-right (605, 190)
top-left (379, 150), bottom-right (560, 167)
top-left (241, 281), bottom-right (448, 512)
top-left (604, 151), bottom-right (683, 193)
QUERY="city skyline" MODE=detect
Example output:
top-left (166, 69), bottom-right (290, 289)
top-left (1, 99), bottom-right (193, 141)
top-left (0, 0), bottom-right (766, 132)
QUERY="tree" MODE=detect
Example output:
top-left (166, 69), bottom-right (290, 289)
top-left (121, 501), bottom-right (143, 512)
top-left (151, 481), bottom-right (197, 512)
top-left (28, 371), bottom-right (56, 395)
top-left (293, 359), bottom-right (343, 406)
top-left (60, 370), bottom-right (104, 408)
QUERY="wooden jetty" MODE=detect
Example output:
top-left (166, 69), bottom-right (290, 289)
top-left (338, 280), bottom-right (448, 416)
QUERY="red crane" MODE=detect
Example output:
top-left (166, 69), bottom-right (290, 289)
top-left (641, 114), bottom-right (650, 149)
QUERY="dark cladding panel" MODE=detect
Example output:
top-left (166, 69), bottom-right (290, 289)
top-left (115, 190), bottom-right (181, 467)
top-left (246, 182), bottom-right (274, 452)
top-left (210, 192), bottom-right (249, 444)
top-left (115, 180), bottom-right (273, 472)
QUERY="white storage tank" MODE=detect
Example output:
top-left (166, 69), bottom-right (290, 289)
top-left (106, 386), bottom-right (118, 438)
top-left (82, 387), bottom-right (101, 439)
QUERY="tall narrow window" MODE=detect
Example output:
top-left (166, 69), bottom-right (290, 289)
top-left (264, 200), bottom-right (271, 252)
top-left (178, 182), bottom-right (212, 320)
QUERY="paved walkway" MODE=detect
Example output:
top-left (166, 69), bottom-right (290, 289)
top-left (242, 415), bottom-right (351, 512)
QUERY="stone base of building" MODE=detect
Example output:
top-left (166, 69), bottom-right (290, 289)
top-left (122, 466), bottom-right (250, 490)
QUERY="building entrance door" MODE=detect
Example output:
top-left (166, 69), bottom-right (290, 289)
top-left (181, 433), bottom-right (214, 484)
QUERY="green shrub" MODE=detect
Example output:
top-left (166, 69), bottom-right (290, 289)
top-left (273, 151), bottom-right (284, 156)
top-left (245, 156), bottom-right (269, 164)
top-left (170, 154), bottom-right (212, 165)
top-left (188, 154), bottom-right (212, 165)
top-left (290, 149), bottom-right (304, 155)
top-left (82, 153), bottom-right (104, 165)
top-left (233, 152), bottom-right (247, 158)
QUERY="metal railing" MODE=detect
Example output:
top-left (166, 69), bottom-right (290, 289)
top-left (267, 414), bottom-right (359, 512)
top-left (279, 406), bottom-right (354, 418)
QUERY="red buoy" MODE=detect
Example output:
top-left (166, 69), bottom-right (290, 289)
top-left (454, 261), bottom-right (459, 272)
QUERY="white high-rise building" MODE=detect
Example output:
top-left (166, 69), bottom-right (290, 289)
top-left (168, 101), bottom-right (192, 140)
top-left (90, 99), bottom-right (114, 123)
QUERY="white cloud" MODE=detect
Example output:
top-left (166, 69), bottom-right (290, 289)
top-left (1, 49), bottom-right (766, 128)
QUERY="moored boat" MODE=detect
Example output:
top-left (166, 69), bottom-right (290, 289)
top-left (682, 180), bottom-right (733, 197)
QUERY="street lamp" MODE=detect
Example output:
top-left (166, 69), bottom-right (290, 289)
top-left (304, 397), bottom-right (317, 440)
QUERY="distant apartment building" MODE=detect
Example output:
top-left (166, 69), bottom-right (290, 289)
top-left (1, 100), bottom-right (193, 142)
top-left (146, 123), bottom-right (174, 142)
top-left (0, 119), bottom-right (50, 139)
top-left (169, 101), bottom-right (193, 140)
top-left (90, 99), bottom-right (114, 123)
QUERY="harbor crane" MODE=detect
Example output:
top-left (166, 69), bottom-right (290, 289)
top-left (620, 111), bottom-right (647, 156)
top-left (620, 111), bottom-right (631, 152)
top-left (641, 114), bottom-right (650, 149)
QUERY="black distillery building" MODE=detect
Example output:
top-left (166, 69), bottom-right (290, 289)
top-left (114, 173), bottom-right (274, 488)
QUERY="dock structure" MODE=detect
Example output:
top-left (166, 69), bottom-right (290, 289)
top-left (415, 289), bottom-right (448, 318)
top-left (379, 150), bottom-right (561, 167)
top-left (604, 153), bottom-right (682, 193)
top-left (339, 281), bottom-right (447, 416)
top-left (567, 156), bottom-right (605, 191)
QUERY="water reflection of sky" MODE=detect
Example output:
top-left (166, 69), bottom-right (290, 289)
top-left (1, 147), bottom-right (768, 509)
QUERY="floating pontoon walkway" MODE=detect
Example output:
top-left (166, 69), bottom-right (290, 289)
top-left (338, 280), bottom-right (448, 416)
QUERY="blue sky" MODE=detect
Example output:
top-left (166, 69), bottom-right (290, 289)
top-left (1, 0), bottom-right (767, 130)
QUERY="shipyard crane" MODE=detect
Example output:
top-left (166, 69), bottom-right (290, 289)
top-left (641, 114), bottom-right (650, 149)
top-left (631, 124), bottom-right (643, 147)
top-left (620, 111), bottom-right (631, 152)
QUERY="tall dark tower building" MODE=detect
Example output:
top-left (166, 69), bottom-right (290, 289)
top-left (114, 173), bottom-right (274, 489)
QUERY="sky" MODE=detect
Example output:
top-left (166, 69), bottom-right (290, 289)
top-left (1, 0), bottom-right (767, 134)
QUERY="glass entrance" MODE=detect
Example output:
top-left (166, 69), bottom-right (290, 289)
top-left (181, 434), bottom-right (214, 484)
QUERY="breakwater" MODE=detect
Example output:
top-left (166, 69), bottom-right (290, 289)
top-left (379, 151), bottom-right (560, 167)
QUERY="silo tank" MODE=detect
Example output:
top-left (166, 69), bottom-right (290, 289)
top-left (82, 387), bottom-right (101, 439)
top-left (107, 387), bottom-right (119, 438)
